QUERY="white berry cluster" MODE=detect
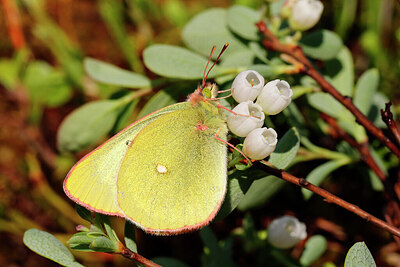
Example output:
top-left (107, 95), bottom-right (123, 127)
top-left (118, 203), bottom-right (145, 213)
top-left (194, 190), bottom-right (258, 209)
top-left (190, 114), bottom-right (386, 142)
top-left (227, 70), bottom-right (293, 160)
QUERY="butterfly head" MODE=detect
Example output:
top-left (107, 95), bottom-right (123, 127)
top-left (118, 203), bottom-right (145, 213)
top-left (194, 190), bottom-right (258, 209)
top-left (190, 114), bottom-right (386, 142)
top-left (188, 43), bottom-right (228, 106)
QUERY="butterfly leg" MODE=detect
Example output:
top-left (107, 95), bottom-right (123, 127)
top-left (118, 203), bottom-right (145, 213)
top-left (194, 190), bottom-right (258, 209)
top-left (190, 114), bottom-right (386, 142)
top-left (213, 130), bottom-right (252, 165)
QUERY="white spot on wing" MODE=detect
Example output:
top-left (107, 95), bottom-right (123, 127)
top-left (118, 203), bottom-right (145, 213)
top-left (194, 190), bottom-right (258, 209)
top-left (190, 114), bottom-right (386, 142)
top-left (156, 164), bottom-right (167, 174)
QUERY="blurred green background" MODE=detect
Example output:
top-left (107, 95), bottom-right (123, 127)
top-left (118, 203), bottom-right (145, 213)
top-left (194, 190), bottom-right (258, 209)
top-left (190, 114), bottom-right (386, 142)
top-left (1, 0), bottom-right (400, 266)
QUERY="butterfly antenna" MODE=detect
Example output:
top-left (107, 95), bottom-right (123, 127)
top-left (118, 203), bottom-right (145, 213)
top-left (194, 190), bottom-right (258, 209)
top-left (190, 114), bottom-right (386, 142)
top-left (202, 45), bottom-right (216, 88)
top-left (204, 43), bottom-right (229, 86)
top-left (202, 43), bottom-right (229, 88)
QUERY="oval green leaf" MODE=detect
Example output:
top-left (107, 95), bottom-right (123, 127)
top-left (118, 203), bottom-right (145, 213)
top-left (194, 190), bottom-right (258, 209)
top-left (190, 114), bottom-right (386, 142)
top-left (24, 61), bottom-right (72, 107)
top-left (57, 99), bottom-right (126, 152)
top-left (302, 160), bottom-right (348, 200)
top-left (143, 44), bottom-right (221, 79)
top-left (300, 30), bottom-right (343, 60)
top-left (324, 47), bottom-right (354, 96)
top-left (84, 58), bottom-right (151, 88)
top-left (220, 49), bottom-right (255, 68)
top-left (344, 242), bottom-right (376, 267)
top-left (227, 5), bottom-right (260, 41)
top-left (353, 68), bottom-right (379, 115)
top-left (182, 8), bottom-right (246, 58)
top-left (300, 235), bottom-right (327, 266)
top-left (23, 229), bottom-right (83, 267)
top-left (124, 221), bottom-right (138, 252)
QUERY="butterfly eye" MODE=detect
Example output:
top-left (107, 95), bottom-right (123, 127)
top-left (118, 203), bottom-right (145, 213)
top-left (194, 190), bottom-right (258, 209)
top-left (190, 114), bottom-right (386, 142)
top-left (203, 87), bottom-right (212, 99)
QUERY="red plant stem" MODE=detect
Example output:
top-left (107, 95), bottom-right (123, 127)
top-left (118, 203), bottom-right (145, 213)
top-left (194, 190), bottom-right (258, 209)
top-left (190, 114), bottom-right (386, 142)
top-left (119, 243), bottom-right (161, 267)
top-left (258, 162), bottom-right (400, 238)
top-left (256, 21), bottom-right (400, 160)
top-left (1, 0), bottom-right (26, 50)
top-left (381, 101), bottom-right (400, 147)
top-left (321, 113), bottom-right (387, 182)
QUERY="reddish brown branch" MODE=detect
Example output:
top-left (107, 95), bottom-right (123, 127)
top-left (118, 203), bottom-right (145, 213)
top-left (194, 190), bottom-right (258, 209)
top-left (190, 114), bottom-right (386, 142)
top-left (1, 0), bottom-right (26, 50)
top-left (321, 113), bottom-right (387, 182)
top-left (118, 243), bottom-right (161, 267)
top-left (256, 21), bottom-right (400, 160)
top-left (258, 161), bottom-right (400, 238)
top-left (381, 101), bottom-right (400, 147)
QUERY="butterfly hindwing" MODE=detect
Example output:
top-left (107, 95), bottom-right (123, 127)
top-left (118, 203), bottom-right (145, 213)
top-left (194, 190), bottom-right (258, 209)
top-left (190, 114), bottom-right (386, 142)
top-left (117, 101), bottom-right (228, 234)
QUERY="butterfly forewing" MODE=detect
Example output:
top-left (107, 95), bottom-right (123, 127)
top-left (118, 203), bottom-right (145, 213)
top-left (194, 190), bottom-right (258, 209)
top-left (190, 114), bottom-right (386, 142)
top-left (63, 103), bottom-right (189, 216)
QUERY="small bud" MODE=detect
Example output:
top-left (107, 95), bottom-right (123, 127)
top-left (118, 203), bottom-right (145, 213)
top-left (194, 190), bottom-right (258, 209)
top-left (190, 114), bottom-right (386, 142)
top-left (256, 79), bottom-right (293, 115)
top-left (227, 101), bottom-right (265, 137)
top-left (281, 0), bottom-right (297, 18)
top-left (243, 127), bottom-right (277, 160)
top-left (76, 225), bottom-right (89, 232)
top-left (232, 70), bottom-right (265, 103)
top-left (267, 215), bottom-right (307, 249)
top-left (289, 0), bottom-right (324, 31)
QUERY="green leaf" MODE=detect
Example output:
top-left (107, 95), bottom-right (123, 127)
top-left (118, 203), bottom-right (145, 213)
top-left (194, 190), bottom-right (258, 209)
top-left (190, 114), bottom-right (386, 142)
top-left (68, 232), bottom-right (97, 251)
top-left (90, 236), bottom-right (119, 252)
top-left (0, 49), bottom-right (29, 89)
top-left (307, 92), bottom-right (367, 142)
top-left (248, 42), bottom-right (268, 64)
top-left (100, 215), bottom-right (119, 244)
top-left (334, 0), bottom-right (357, 38)
top-left (302, 160), bottom-right (348, 200)
top-left (367, 92), bottom-right (390, 128)
top-left (270, 0), bottom-right (286, 15)
top-left (182, 8), bottom-right (246, 58)
top-left (137, 84), bottom-right (193, 118)
top-left (299, 30), bottom-right (343, 60)
top-left (98, 0), bottom-right (142, 72)
top-left (75, 204), bottom-right (93, 223)
top-left (344, 242), bottom-right (376, 267)
top-left (152, 257), bottom-right (190, 267)
top-left (300, 235), bottom-right (327, 266)
top-left (57, 98), bottom-right (127, 152)
top-left (200, 227), bottom-right (237, 267)
top-left (307, 92), bottom-right (351, 120)
top-left (24, 61), bottom-right (72, 107)
top-left (124, 221), bottom-right (138, 252)
top-left (143, 44), bottom-right (221, 79)
top-left (227, 5), bottom-right (260, 41)
top-left (216, 169), bottom-right (270, 220)
top-left (324, 47), bottom-right (354, 96)
top-left (238, 128), bottom-right (300, 210)
top-left (23, 229), bottom-right (83, 267)
top-left (354, 69), bottom-right (379, 115)
top-left (268, 127), bottom-right (300, 168)
top-left (220, 49), bottom-right (255, 68)
top-left (84, 58), bottom-right (150, 88)
top-left (248, 64), bottom-right (275, 78)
